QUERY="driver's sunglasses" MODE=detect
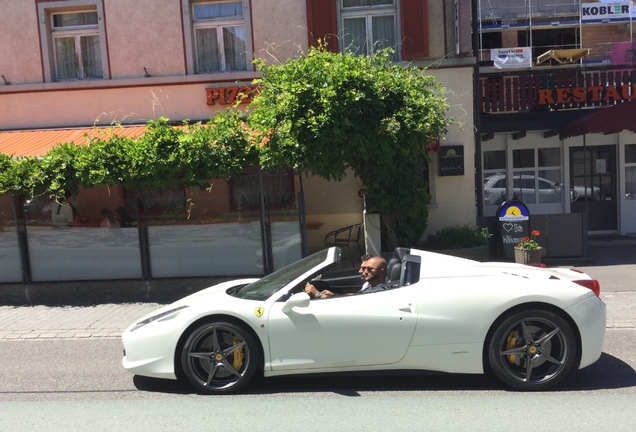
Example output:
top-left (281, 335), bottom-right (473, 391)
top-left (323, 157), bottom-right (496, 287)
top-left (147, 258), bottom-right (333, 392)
top-left (360, 266), bottom-right (377, 272)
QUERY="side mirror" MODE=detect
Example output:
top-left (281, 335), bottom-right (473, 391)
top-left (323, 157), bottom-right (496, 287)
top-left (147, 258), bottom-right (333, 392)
top-left (282, 292), bottom-right (310, 313)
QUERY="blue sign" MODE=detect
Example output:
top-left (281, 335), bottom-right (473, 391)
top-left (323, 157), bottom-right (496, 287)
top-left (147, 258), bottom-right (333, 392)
top-left (497, 200), bottom-right (531, 258)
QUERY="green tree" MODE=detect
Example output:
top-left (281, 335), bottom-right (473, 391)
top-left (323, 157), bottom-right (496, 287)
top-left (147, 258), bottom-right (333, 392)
top-left (0, 154), bottom-right (41, 196)
top-left (248, 45), bottom-right (451, 248)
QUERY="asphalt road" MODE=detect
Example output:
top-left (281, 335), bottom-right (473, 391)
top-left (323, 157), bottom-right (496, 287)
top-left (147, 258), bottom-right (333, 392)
top-left (0, 327), bottom-right (635, 431)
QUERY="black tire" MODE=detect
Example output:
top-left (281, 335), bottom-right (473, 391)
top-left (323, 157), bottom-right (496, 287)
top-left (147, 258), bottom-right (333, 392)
top-left (181, 321), bottom-right (258, 394)
top-left (487, 309), bottom-right (577, 391)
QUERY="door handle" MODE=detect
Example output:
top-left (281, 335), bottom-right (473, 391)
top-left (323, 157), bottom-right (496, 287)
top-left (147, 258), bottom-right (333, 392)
top-left (398, 304), bottom-right (412, 313)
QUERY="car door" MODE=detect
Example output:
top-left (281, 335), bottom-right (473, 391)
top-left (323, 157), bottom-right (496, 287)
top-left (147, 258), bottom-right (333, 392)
top-left (266, 288), bottom-right (418, 372)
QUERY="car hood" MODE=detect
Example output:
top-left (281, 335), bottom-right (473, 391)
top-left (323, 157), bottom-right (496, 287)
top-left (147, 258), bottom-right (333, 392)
top-left (129, 278), bottom-right (260, 326)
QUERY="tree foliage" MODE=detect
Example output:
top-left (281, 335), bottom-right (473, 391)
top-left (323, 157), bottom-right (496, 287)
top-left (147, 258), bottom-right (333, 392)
top-left (248, 46), bottom-right (451, 247)
top-left (0, 112), bottom-right (258, 199)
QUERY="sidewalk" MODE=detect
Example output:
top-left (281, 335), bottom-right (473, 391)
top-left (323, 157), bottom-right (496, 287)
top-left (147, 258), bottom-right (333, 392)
top-left (0, 291), bottom-right (633, 340)
top-left (0, 302), bottom-right (161, 340)
top-left (0, 235), bottom-right (635, 340)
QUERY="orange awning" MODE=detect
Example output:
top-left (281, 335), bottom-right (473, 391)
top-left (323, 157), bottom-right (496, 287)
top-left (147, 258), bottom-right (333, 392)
top-left (0, 125), bottom-right (147, 157)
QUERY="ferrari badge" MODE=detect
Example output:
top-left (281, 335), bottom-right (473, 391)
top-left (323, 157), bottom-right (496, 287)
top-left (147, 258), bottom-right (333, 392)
top-left (254, 307), bottom-right (264, 318)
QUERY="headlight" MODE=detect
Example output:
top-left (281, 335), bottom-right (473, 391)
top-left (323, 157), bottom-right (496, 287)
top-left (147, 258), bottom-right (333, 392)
top-left (130, 305), bottom-right (189, 332)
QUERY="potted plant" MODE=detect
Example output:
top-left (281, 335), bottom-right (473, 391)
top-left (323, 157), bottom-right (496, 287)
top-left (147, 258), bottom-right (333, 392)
top-left (515, 230), bottom-right (543, 264)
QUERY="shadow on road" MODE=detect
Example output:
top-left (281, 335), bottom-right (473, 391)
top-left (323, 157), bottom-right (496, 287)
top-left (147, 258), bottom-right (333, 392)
top-left (560, 352), bottom-right (636, 391)
top-left (132, 352), bottom-right (635, 396)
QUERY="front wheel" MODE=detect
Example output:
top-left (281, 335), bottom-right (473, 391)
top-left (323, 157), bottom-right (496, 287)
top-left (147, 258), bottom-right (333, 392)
top-left (487, 309), bottom-right (577, 391)
top-left (181, 321), bottom-right (258, 394)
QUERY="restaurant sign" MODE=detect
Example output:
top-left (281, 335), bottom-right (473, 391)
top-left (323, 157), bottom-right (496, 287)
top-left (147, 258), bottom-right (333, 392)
top-left (538, 83), bottom-right (636, 106)
top-left (438, 145), bottom-right (464, 176)
top-left (206, 85), bottom-right (260, 106)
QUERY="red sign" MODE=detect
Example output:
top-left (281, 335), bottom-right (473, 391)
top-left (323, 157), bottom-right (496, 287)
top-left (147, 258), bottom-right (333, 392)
top-left (206, 85), bottom-right (260, 106)
top-left (538, 84), bottom-right (636, 105)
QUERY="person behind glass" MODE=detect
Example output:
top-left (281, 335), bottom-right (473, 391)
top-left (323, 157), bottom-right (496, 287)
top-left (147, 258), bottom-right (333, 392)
top-left (100, 208), bottom-right (120, 228)
top-left (41, 190), bottom-right (74, 229)
top-left (305, 255), bottom-right (388, 299)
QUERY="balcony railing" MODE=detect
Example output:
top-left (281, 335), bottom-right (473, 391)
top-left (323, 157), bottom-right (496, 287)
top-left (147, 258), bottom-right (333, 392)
top-left (480, 65), bottom-right (636, 113)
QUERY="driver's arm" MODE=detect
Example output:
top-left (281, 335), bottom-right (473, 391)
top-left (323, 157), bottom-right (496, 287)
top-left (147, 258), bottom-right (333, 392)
top-left (304, 283), bottom-right (335, 299)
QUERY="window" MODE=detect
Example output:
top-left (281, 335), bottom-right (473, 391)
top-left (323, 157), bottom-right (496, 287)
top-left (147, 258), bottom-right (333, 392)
top-left (483, 150), bottom-right (506, 206)
top-left (483, 146), bottom-right (563, 208)
top-left (230, 168), bottom-right (294, 211)
top-left (52, 11), bottom-right (102, 80)
top-left (191, 1), bottom-right (249, 73)
top-left (339, 0), bottom-right (398, 60)
top-left (38, 1), bottom-right (108, 83)
top-left (512, 147), bottom-right (562, 205)
top-left (626, 144), bottom-right (636, 200)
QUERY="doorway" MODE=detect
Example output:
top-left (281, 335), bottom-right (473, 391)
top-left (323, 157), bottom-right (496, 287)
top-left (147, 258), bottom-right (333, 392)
top-left (569, 145), bottom-right (617, 232)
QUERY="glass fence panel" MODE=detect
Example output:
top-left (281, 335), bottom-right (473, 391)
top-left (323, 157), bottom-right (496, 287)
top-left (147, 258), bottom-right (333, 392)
top-left (143, 172), bottom-right (300, 277)
top-left (28, 227), bottom-right (142, 281)
top-left (26, 188), bottom-right (142, 282)
top-left (148, 222), bottom-right (262, 277)
top-left (270, 221), bottom-right (302, 271)
top-left (0, 195), bottom-right (22, 282)
top-left (7, 170), bottom-right (301, 282)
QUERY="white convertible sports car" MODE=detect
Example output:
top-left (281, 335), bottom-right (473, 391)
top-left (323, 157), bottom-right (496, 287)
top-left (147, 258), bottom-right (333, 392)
top-left (122, 246), bottom-right (606, 393)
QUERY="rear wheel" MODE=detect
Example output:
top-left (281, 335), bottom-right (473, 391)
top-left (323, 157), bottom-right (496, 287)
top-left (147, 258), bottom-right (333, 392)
top-left (181, 321), bottom-right (258, 394)
top-left (488, 309), bottom-right (577, 391)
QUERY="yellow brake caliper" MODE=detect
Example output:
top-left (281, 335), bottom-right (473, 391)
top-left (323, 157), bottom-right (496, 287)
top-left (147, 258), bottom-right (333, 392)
top-left (506, 331), bottom-right (517, 363)
top-left (232, 336), bottom-right (244, 371)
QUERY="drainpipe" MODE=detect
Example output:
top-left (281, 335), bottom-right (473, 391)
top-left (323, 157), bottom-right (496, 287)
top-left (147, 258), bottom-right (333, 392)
top-left (472, 0), bottom-right (484, 219)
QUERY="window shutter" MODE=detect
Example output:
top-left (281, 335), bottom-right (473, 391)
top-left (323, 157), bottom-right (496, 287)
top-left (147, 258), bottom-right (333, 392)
top-left (305, 0), bottom-right (338, 52)
top-left (400, 0), bottom-right (429, 60)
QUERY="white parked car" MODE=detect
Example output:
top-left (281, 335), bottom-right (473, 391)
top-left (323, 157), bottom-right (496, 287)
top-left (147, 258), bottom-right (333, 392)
top-left (484, 174), bottom-right (601, 205)
top-left (122, 246), bottom-right (606, 393)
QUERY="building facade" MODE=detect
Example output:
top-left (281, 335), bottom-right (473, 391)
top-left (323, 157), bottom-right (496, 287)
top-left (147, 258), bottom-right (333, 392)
top-left (476, 0), bottom-right (636, 257)
top-left (0, 0), bottom-right (476, 284)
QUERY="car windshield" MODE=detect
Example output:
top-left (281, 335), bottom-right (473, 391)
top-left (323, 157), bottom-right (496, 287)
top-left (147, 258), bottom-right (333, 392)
top-left (234, 249), bottom-right (337, 301)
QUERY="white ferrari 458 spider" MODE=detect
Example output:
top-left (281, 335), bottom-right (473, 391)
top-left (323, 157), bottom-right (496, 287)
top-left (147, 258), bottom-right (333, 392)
top-left (122, 246), bottom-right (606, 393)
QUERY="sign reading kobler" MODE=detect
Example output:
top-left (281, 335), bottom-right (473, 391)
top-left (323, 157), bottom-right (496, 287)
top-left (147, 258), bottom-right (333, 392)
top-left (582, 2), bottom-right (631, 21)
